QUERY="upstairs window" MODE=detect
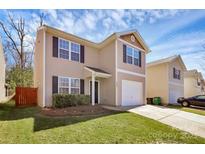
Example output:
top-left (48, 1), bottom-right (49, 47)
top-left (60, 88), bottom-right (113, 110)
top-left (59, 39), bottom-right (69, 60)
top-left (58, 38), bottom-right (81, 62)
top-left (173, 67), bottom-right (181, 80)
top-left (71, 42), bottom-right (80, 62)
top-left (126, 46), bottom-right (133, 64)
top-left (125, 44), bottom-right (141, 67)
top-left (134, 49), bottom-right (140, 66)
top-left (197, 79), bottom-right (201, 86)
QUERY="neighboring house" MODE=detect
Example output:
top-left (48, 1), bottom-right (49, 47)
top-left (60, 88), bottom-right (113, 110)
top-left (184, 69), bottom-right (205, 97)
top-left (0, 38), bottom-right (6, 102)
top-left (34, 25), bottom-right (151, 107)
top-left (146, 55), bottom-right (187, 105)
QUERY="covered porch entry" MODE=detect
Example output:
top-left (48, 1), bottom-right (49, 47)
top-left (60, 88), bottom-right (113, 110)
top-left (84, 66), bottom-right (111, 105)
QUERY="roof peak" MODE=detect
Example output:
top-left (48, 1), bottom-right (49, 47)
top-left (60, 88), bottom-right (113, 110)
top-left (147, 54), bottom-right (186, 70)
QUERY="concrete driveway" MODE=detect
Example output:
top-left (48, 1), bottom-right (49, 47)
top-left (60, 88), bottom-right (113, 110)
top-left (129, 105), bottom-right (205, 138)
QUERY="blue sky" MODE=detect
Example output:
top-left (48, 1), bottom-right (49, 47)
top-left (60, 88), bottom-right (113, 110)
top-left (0, 9), bottom-right (205, 76)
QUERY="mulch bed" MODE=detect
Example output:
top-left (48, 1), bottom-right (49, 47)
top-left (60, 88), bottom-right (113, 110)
top-left (41, 105), bottom-right (114, 117)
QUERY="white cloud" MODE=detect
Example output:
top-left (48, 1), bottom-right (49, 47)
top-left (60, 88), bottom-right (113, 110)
top-left (102, 17), bottom-right (112, 29)
top-left (148, 10), bottom-right (205, 45)
top-left (84, 12), bottom-right (97, 30)
top-left (151, 31), bottom-right (205, 53)
top-left (41, 9), bottom-right (58, 20)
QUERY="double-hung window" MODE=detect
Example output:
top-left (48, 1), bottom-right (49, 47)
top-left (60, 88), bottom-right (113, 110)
top-left (58, 77), bottom-right (70, 94)
top-left (71, 78), bottom-right (80, 94)
top-left (71, 42), bottom-right (80, 62)
top-left (134, 49), bottom-right (140, 66)
top-left (126, 46), bottom-right (133, 64)
top-left (173, 68), bottom-right (181, 80)
top-left (58, 77), bottom-right (80, 94)
top-left (59, 38), bottom-right (81, 62)
top-left (126, 45), bottom-right (141, 66)
top-left (59, 39), bottom-right (69, 60)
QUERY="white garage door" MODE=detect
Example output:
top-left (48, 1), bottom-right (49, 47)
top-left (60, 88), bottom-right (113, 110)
top-left (122, 80), bottom-right (143, 106)
top-left (169, 85), bottom-right (184, 104)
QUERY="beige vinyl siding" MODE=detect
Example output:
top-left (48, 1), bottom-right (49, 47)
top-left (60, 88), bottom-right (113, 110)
top-left (168, 59), bottom-right (184, 103)
top-left (117, 39), bottom-right (145, 74)
top-left (117, 38), bottom-right (146, 106)
top-left (34, 29), bottom-right (44, 107)
top-left (168, 59), bottom-right (184, 85)
top-left (34, 27), bottom-right (149, 107)
top-left (184, 77), bottom-right (202, 97)
top-left (45, 32), bottom-right (100, 107)
top-left (99, 41), bottom-right (116, 105)
top-left (146, 63), bottom-right (169, 104)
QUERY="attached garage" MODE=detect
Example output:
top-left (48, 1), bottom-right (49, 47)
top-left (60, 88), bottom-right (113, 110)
top-left (169, 84), bottom-right (184, 104)
top-left (122, 80), bottom-right (143, 106)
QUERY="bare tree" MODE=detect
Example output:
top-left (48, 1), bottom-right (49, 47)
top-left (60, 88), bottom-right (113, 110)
top-left (0, 13), bottom-right (28, 69)
top-left (39, 13), bottom-right (45, 26)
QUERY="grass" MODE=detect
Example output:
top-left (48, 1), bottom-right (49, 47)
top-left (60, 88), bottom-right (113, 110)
top-left (0, 101), bottom-right (205, 143)
top-left (168, 105), bottom-right (205, 116)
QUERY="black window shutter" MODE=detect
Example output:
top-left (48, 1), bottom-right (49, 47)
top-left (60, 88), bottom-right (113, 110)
top-left (80, 79), bottom-right (85, 94)
top-left (139, 51), bottom-right (142, 67)
top-left (53, 36), bottom-right (58, 58)
top-left (52, 76), bottom-right (58, 94)
top-left (173, 68), bottom-right (176, 78)
top-left (178, 70), bottom-right (181, 80)
top-left (80, 45), bottom-right (85, 63)
top-left (123, 44), bottom-right (127, 63)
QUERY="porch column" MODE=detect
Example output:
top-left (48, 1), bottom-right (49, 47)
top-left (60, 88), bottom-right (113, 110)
top-left (91, 72), bottom-right (95, 106)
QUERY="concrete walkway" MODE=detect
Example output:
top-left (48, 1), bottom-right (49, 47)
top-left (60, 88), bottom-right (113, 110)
top-left (129, 105), bottom-right (205, 138)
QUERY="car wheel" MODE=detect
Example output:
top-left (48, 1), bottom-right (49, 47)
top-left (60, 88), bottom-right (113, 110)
top-left (182, 101), bottom-right (189, 107)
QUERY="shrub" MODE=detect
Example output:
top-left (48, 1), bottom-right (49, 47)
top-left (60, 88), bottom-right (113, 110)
top-left (52, 94), bottom-right (90, 108)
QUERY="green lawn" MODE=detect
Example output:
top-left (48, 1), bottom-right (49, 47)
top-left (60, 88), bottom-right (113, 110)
top-left (168, 105), bottom-right (205, 116)
top-left (0, 101), bottom-right (205, 144)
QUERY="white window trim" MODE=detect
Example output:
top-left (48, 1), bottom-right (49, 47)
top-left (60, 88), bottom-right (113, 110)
top-left (58, 37), bottom-right (80, 62)
top-left (70, 41), bottom-right (80, 62)
top-left (58, 38), bottom-right (70, 60)
top-left (70, 77), bottom-right (80, 94)
top-left (58, 76), bottom-right (70, 94)
top-left (126, 45), bottom-right (140, 66)
top-left (58, 76), bottom-right (80, 95)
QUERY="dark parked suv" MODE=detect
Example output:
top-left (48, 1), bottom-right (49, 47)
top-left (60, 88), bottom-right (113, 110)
top-left (177, 95), bottom-right (205, 107)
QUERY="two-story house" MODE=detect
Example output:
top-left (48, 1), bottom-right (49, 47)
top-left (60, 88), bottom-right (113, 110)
top-left (34, 25), bottom-right (151, 107)
top-left (146, 55), bottom-right (187, 105)
top-left (0, 37), bottom-right (6, 102)
top-left (184, 69), bottom-right (205, 97)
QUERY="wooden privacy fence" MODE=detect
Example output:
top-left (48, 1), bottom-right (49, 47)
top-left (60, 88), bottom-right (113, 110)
top-left (15, 87), bottom-right (38, 107)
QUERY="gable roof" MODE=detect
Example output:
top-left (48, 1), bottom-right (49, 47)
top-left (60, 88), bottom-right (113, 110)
top-left (147, 55), bottom-right (187, 71)
top-left (85, 66), bottom-right (110, 74)
top-left (115, 29), bottom-right (150, 52)
top-left (39, 25), bottom-right (151, 53)
top-left (184, 69), bottom-right (204, 79)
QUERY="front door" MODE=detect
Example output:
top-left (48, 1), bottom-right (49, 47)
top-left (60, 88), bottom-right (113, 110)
top-left (90, 81), bottom-right (99, 104)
